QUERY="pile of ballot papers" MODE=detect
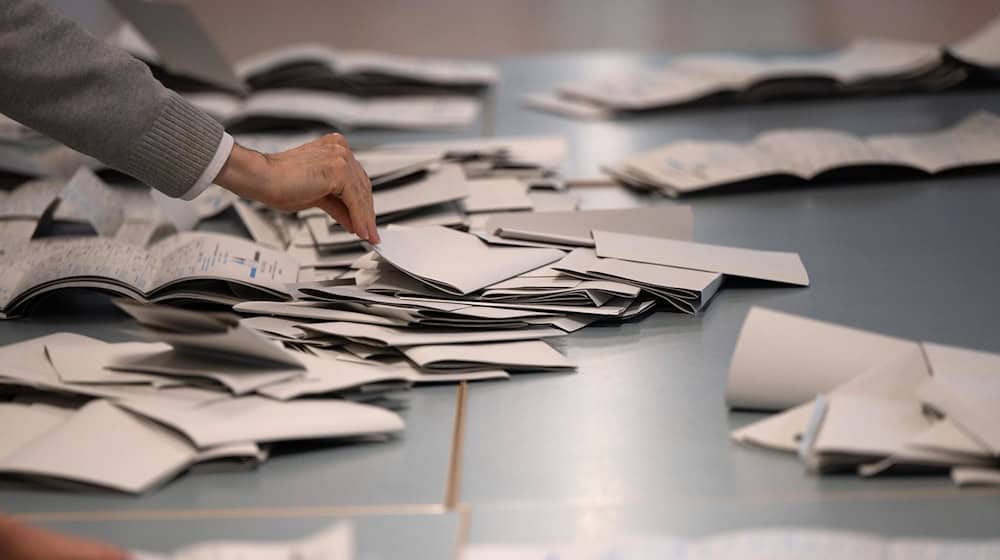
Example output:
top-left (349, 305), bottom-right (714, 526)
top-left (0, 300), bottom-right (406, 494)
top-left (726, 308), bottom-right (1000, 487)
top-left (525, 16), bottom-right (1000, 120)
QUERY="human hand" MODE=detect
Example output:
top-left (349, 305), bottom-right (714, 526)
top-left (216, 133), bottom-right (380, 243)
top-left (0, 515), bottom-right (128, 560)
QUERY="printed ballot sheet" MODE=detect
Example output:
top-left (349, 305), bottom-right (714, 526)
top-left (0, 231), bottom-right (300, 315)
top-left (594, 230), bottom-right (809, 286)
top-left (373, 226), bottom-right (565, 295)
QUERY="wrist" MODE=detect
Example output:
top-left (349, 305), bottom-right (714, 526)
top-left (214, 144), bottom-right (272, 204)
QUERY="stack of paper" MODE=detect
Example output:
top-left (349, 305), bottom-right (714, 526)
top-left (109, 3), bottom-right (497, 98)
top-left (604, 111), bottom-right (1000, 197)
top-left (524, 17), bottom-right (1000, 119)
top-left (0, 302), bottom-right (405, 494)
top-left (278, 136), bottom-right (573, 282)
top-left (728, 307), bottom-right (1000, 485)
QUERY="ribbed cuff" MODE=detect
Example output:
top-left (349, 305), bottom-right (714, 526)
top-left (179, 132), bottom-right (234, 201)
top-left (126, 91), bottom-right (226, 198)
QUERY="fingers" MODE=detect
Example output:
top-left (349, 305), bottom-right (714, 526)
top-left (317, 133), bottom-right (379, 243)
top-left (316, 196), bottom-right (354, 234)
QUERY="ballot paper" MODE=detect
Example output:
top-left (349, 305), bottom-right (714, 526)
top-left (301, 321), bottom-right (565, 348)
top-left (374, 136), bottom-right (569, 172)
top-left (950, 14), bottom-right (1000, 69)
top-left (255, 353), bottom-right (413, 400)
top-left (236, 40), bottom-right (496, 86)
top-left (133, 522), bottom-right (353, 560)
top-left (0, 402), bottom-right (74, 459)
top-left (56, 167), bottom-right (126, 237)
top-left (461, 177), bottom-right (534, 213)
top-left (594, 230), bottom-right (809, 286)
top-left (117, 395), bottom-right (404, 448)
top-left (198, 89), bottom-right (482, 131)
top-left (0, 178), bottom-right (63, 219)
top-left (372, 226), bottom-right (565, 295)
top-left (402, 339), bottom-right (575, 372)
top-left (115, 299), bottom-right (305, 367)
top-left (553, 248), bottom-right (723, 313)
top-left (462, 528), bottom-right (1000, 560)
top-left (234, 201), bottom-right (286, 249)
top-left (917, 343), bottom-right (1000, 456)
top-left (0, 400), bottom-right (197, 494)
top-left (0, 145), bottom-right (47, 179)
top-left (530, 36), bottom-right (955, 120)
top-left (191, 185), bottom-right (239, 219)
top-left (732, 343), bottom-right (930, 453)
top-left (108, 0), bottom-right (245, 93)
top-left (486, 206), bottom-right (694, 247)
top-left (725, 307), bottom-right (916, 411)
top-left (0, 231), bottom-right (299, 317)
top-left (371, 164), bottom-right (471, 220)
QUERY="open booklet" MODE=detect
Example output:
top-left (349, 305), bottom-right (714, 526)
top-left (0, 231), bottom-right (299, 318)
top-left (185, 90), bottom-right (482, 132)
top-left (463, 528), bottom-right (1000, 560)
top-left (525, 15), bottom-right (1000, 119)
top-left (605, 111), bottom-right (1000, 196)
top-left (236, 43), bottom-right (498, 94)
top-left (108, 0), bottom-right (495, 97)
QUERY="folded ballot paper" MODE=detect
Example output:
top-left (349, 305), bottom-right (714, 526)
top-left (727, 307), bottom-right (1000, 484)
top-left (462, 528), bottom-right (1000, 560)
top-left (593, 230), bottom-right (809, 287)
top-left (484, 206), bottom-right (694, 247)
top-left (0, 301), bottom-right (406, 494)
top-left (133, 522), bottom-right (353, 560)
top-left (372, 226), bottom-right (565, 296)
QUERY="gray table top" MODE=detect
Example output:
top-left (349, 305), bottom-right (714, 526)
top-left (4, 50), bottom-right (1000, 556)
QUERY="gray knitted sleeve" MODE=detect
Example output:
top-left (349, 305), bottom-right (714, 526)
top-left (0, 0), bottom-right (225, 197)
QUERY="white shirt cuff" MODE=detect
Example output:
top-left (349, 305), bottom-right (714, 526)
top-left (178, 132), bottom-right (235, 201)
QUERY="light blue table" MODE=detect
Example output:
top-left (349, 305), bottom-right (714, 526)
top-left (3, 50), bottom-right (1000, 557)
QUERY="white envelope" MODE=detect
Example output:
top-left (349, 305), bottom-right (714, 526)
top-left (594, 230), bottom-right (808, 286)
top-left (726, 307), bottom-right (916, 411)
top-left (118, 395), bottom-right (405, 448)
top-left (488, 206), bottom-right (693, 247)
top-left (0, 400), bottom-right (197, 494)
top-left (301, 321), bottom-right (565, 347)
top-left (372, 225), bottom-right (565, 295)
top-left (402, 339), bottom-right (575, 372)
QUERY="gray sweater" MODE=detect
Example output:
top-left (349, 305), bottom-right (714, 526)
top-left (0, 0), bottom-right (225, 197)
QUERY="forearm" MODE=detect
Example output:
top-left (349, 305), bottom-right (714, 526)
top-left (0, 0), bottom-right (223, 197)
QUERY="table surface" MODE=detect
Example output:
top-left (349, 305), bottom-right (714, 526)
top-left (3, 50), bottom-right (1000, 557)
